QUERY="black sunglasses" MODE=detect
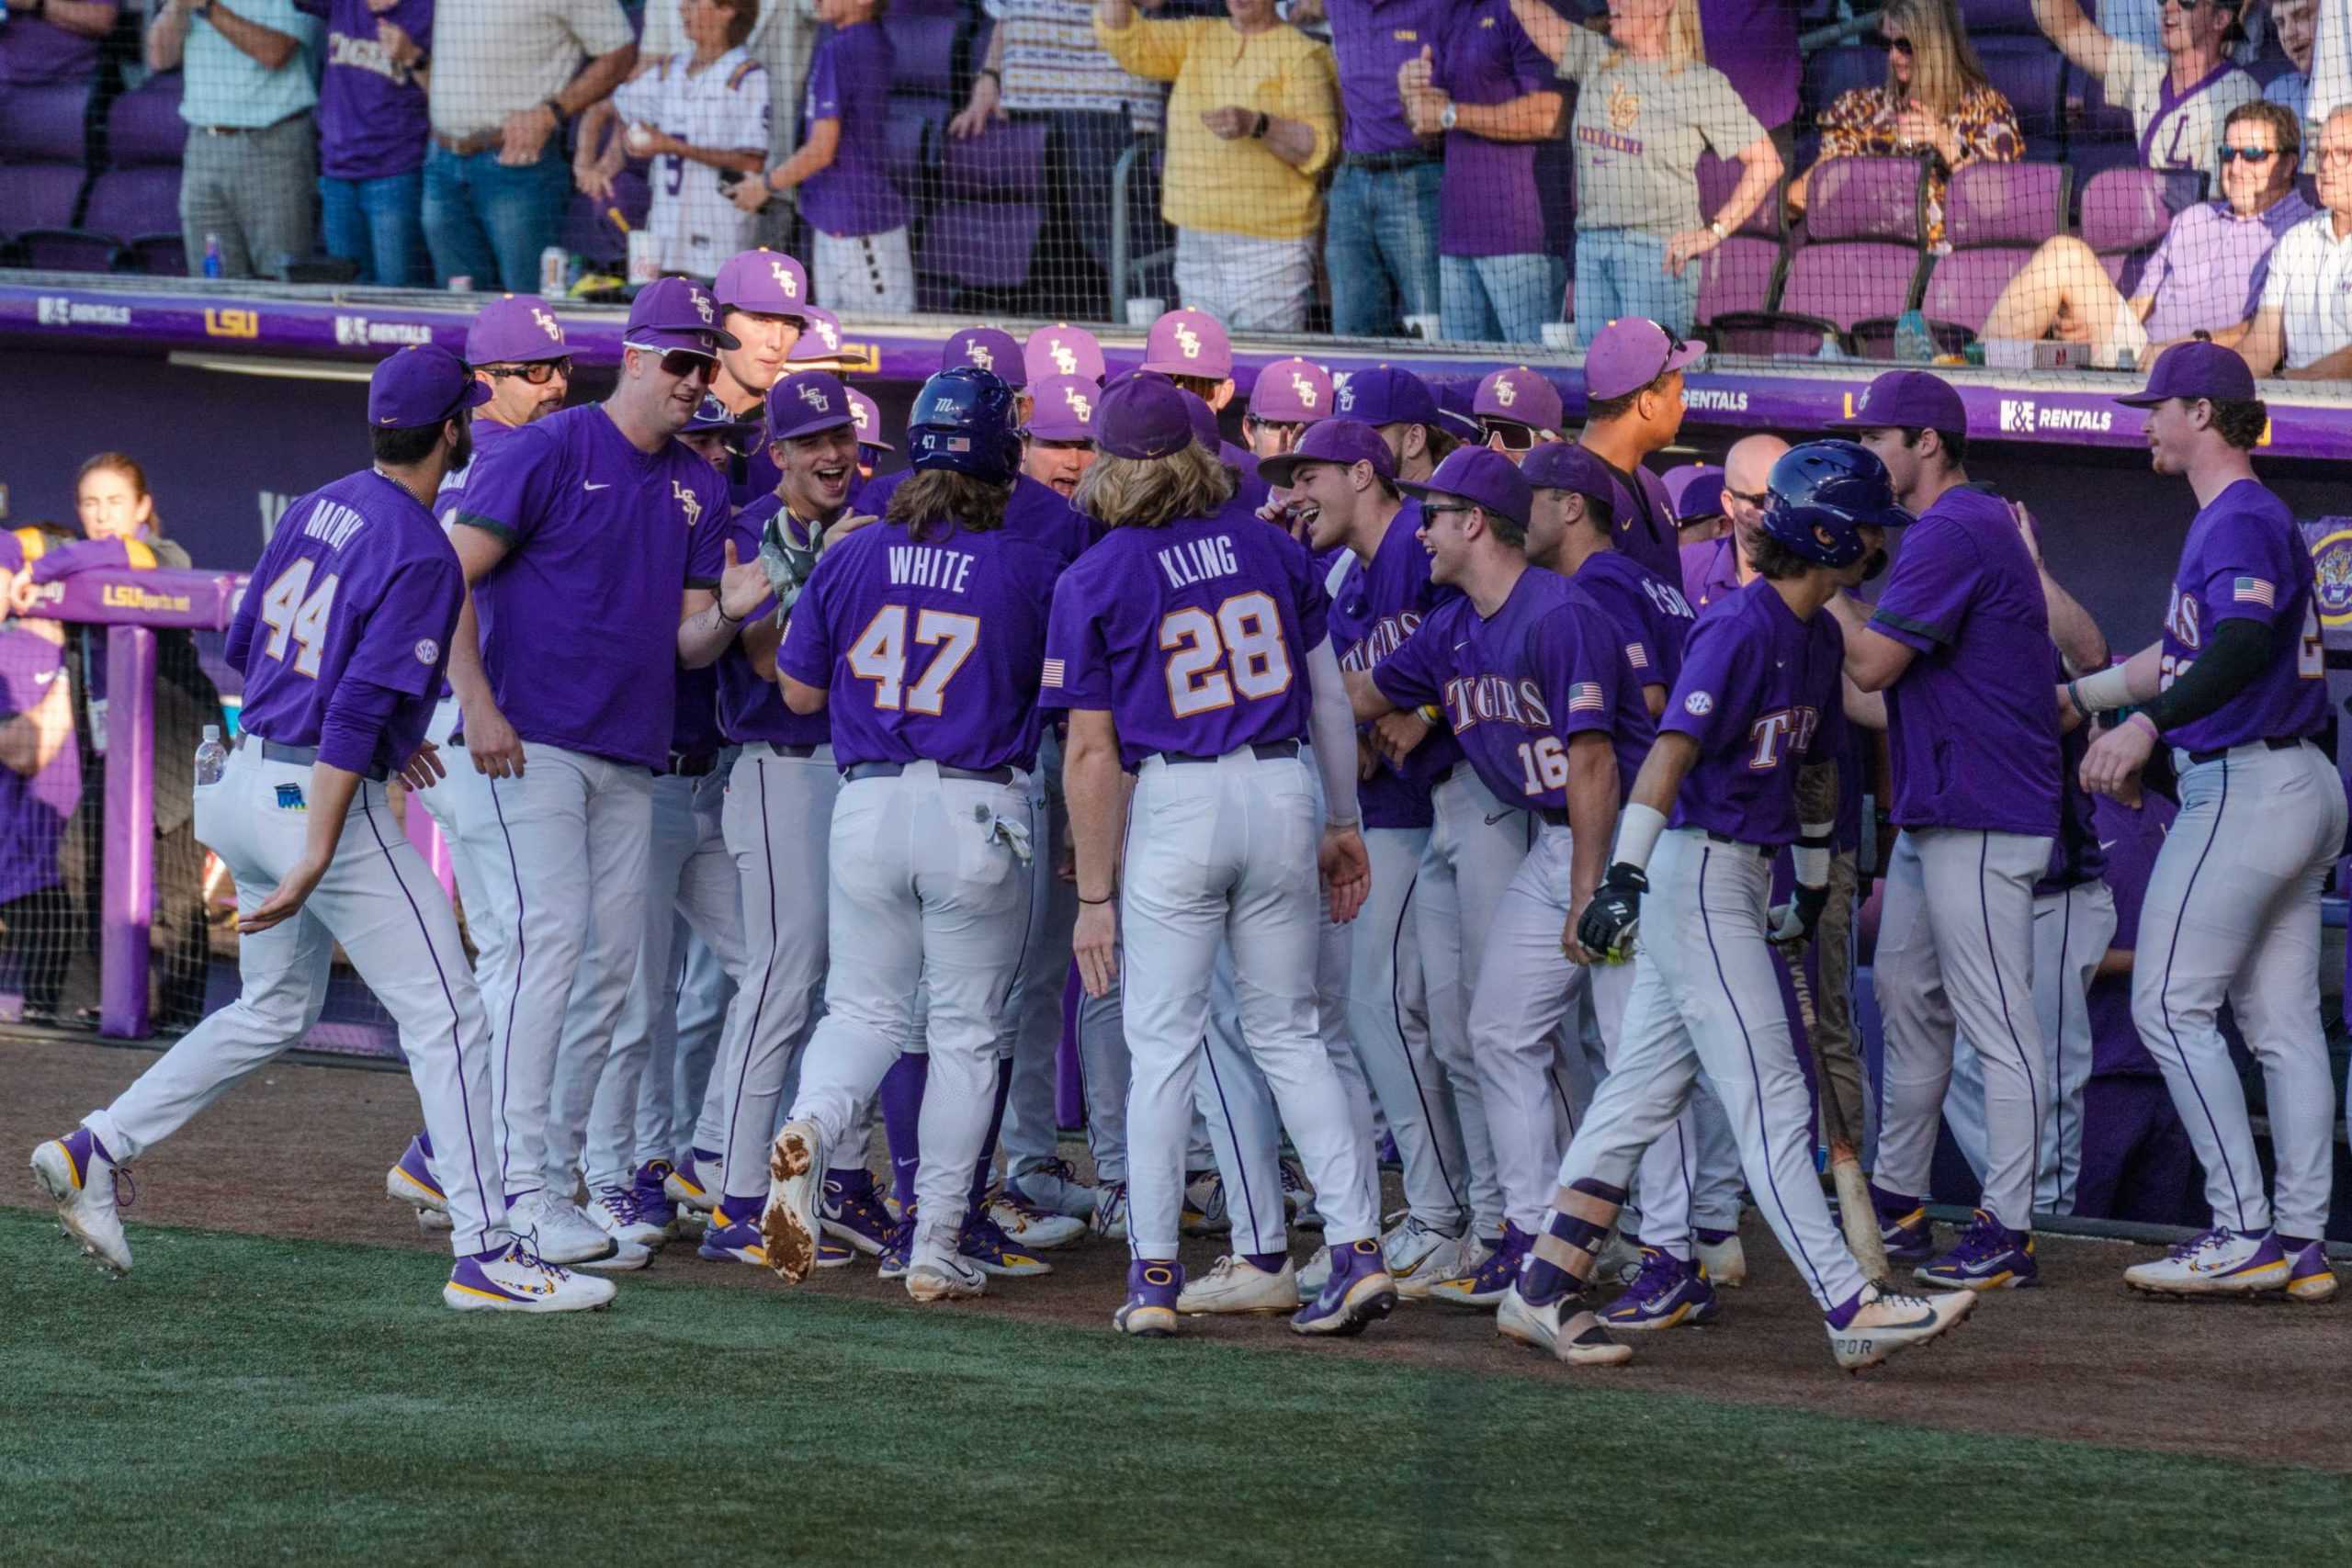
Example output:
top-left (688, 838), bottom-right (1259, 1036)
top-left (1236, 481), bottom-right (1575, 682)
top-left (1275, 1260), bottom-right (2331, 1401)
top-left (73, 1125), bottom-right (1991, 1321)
top-left (1865, 30), bottom-right (1915, 54)
top-left (485, 357), bottom-right (572, 385)
top-left (1480, 419), bottom-right (1541, 453)
top-left (657, 349), bottom-right (718, 382)
top-left (1724, 485), bottom-right (1770, 509)
top-left (2218, 144), bottom-right (2278, 163)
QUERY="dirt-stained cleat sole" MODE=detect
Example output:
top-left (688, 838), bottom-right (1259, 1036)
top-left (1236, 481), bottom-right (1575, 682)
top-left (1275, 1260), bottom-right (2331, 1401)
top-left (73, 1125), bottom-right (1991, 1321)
top-left (760, 1121), bottom-right (825, 1285)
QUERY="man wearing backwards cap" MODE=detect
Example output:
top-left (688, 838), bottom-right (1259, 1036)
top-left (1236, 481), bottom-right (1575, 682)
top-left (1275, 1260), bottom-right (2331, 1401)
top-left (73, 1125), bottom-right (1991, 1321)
top-left (32, 348), bottom-right (616, 1314)
top-left (436, 276), bottom-right (755, 1270)
top-left (1341, 446), bottom-right (1645, 1321)
top-left (1578, 317), bottom-right (1705, 584)
top-left (2064, 342), bottom-right (2342, 1302)
top-left (711, 249), bottom-right (813, 508)
top-left (1333, 364), bottom-right (1450, 484)
top-left (1244, 355), bottom-right (1336, 460)
top-left (1823, 367), bottom-right (2059, 1293)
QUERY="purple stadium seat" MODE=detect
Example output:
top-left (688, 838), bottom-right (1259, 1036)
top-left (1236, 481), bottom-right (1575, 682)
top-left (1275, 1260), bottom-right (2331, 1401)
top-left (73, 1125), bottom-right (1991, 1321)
top-left (2072, 57), bottom-right (2137, 140)
top-left (1976, 39), bottom-right (2066, 161)
top-left (2079, 165), bottom-right (2202, 294)
top-left (1784, 155), bottom-right (1928, 326)
top-left (883, 13), bottom-right (961, 100)
top-left (917, 117), bottom-right (1047, 295)
top-left (6, 228), bottom-right (121, 272)
top-left (0, 81), bottom-right (93, 234)
top-left (123, 232), bottom-right (187, 276)
top-left (1912, 161), bottom-right (2071, 339)
top-left (1693, 150), bottom-right (1787, 323)
top-left (80, 73), bottom-right (187, 246)
top-left (885, 96), bottom-right (940, 202)
top-left (1802, 44), bottom-right (1881, 121)
top-left (107, 72), bottom-right (189, 165)
top-left (1960, 0), bottom-right (2043, 29)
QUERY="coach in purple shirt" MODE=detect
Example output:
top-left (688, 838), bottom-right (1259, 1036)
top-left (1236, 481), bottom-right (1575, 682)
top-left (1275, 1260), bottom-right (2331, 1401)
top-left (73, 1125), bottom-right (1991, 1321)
top-left (300, 0), bottom-right (434, 287)
top-left (1309, 0), bottom-right (1452, 337)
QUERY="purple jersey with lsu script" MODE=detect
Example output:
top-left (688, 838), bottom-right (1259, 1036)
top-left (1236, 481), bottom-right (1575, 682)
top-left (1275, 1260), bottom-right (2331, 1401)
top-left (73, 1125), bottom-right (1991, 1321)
top-left (695, 492), bottom-right (829, 750)
top-left (858, 468), bottom-right (1090, 570)
top-left (1043, 497), bottom-right (1328, 769)
top-left (1867, 483), bottom-right (2059, 836)
top-left (453, 404), bottom-right (729, 771)
top-left (1660, 577), bottom-right (1848, 848)
top-left (1328, 499), bottom-right (1464, 830)
top-left (778, 518), bottom-right (1062, 771)
top-left (226, 468), bottom-right (464, 777)
top-left (2156, 477), bottom-right (2327, 754)
top-left (1568, 546), bottom-right (1694, 694)
top-left (1371, 566), bottom-right (1644, 811)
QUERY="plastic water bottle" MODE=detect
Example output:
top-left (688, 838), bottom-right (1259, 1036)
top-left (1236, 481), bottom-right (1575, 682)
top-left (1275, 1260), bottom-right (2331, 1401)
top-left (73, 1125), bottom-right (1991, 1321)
top-left (1815, 329), bottom-right (1849, 361)
top-left (201, 234), bottom-right (223, 279)
top-left (540, 244), bottom-right (571, 298)
top-left (1894, 309), bottom-right (1936, 364)
top-left (195, 725), bottom-right (228, 787)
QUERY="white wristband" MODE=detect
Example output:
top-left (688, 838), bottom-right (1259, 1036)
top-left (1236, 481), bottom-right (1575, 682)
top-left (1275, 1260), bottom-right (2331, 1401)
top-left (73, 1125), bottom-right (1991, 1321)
top-left (2070, 663), bottom-right (2134, 714)
top-left (1612, 803), bottom-right (1668, 873)
top-left (1793, 818), bottom-right (1833, 887)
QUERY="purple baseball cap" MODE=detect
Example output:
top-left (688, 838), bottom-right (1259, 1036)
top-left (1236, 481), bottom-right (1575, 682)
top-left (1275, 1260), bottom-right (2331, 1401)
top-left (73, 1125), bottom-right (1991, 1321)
top-left (766, 370), bottom-right (854, 442)
top-left (713, 248), bottom-right (810, 320)
top-left (1671, 469), bottom-right (1725, 524)
top-left (1520, 440), bottom-right (1617, 502)
top-left (1097, 373), bottom-right (1195, 460)
top-left (2117, 340), bottom-right (2258, 407)
top-left (1838, 368), bottom-right (1967, 434)
top-left (944, 327), bottom-right (1023, 384)
top-left (1585, 317), bottom-right (1705, 402)
top-left (1400, 446), bottom-right (1533, 530)
top-left (788, 305), bottom-right (848, 365)
top-left (1249, 356), bottom-right (1335, 424)
top-left (1139, 308), bottom-right (1232, 378)
top-left (1257, 418), bottom-right (1396, 490)
top-left (1177, 389), bottom-right (1223, 453)
top-left (846, 387), bottom-right (892, 451)
top-left (1476, 367), bottom-right (1565, 433)
top-left (465, 294), bottom-right (570, 365)
top-left (1432, 380), bottom-right (1483, 444)
top-left (370, 344), bottom-right (492, 430)
top-left (1024, 374), bottom-right (1101, 442)
top-left (1332, 365), bottom-right (1439, 428)
top-left (624, 276), bottom-right (741, 356)
top-left (1026, 323), bottom-right (1106, 385)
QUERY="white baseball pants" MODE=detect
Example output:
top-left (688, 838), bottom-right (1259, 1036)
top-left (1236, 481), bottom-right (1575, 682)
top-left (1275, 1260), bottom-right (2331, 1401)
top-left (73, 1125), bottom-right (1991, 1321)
top-left (2135, 740), bottom-right (2345, 1239)
top-left (1119, 749), bottom-right (1380, 1259)
top-left (1872, 827), bottom-right (2053, 1233)
top-left (1346, 824), bottom-right (1470, 1234)
top-left (89, 745), bottom-right (509, 1255)
top-left (1556, 830), bottom-right (1868, 1314)
top-left (652, 925), bottom-right (733, 1167)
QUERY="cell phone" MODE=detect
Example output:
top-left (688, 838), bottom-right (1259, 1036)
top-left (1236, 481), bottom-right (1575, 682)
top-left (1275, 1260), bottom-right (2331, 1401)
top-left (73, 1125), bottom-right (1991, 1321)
top-left (718, 168), bottom-right (747, 190)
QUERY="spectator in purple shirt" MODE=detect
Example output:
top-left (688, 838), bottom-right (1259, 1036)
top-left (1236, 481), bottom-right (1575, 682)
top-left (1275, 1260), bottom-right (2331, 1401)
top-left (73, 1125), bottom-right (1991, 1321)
top-left (299, 0), bottom-right (435, 288)
top-left (1396, 0), bottom-right (1566, 344)
top-left (0, 1), bottom-right (119, 86)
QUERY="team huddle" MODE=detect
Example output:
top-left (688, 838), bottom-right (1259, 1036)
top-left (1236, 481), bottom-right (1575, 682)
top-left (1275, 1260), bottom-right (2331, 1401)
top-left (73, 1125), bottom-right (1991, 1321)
top-left (29, 245), bottom-right (2341, 1371)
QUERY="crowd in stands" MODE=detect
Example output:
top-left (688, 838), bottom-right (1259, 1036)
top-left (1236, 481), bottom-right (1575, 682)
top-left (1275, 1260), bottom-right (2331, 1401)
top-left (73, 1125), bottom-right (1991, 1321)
top-left (1, 0), bottom-right (2349, 369)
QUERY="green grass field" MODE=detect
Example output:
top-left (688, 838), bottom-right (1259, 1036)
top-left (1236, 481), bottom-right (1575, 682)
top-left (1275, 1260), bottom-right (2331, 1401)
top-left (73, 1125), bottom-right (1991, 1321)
top-left (6, 1208), bottom-right (2348, 1566)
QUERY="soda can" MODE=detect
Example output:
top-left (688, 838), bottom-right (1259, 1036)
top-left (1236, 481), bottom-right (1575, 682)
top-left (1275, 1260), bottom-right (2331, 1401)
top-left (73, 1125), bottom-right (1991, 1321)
top-left (627, 230), bottom-right (661, 287)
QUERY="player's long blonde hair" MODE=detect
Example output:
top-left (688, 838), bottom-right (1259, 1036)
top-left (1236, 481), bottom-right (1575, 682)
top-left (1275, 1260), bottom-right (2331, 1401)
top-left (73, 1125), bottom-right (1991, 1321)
top-left (1599, 0), bottom-right (1705, 75)
top-left (1073, 445), bottom-right (1237, 531)
top-left (885, 470), bottom-right (1011, 542)
top-left (1881, 0), bottom-right (1989, 120)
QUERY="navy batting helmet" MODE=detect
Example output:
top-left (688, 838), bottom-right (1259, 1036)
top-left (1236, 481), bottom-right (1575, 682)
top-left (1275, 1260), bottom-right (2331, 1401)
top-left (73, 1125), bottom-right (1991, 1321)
top-left (1759, 440), bottom-right (1912, 568)
top-left (908, 366), bottom-right (1021, 485)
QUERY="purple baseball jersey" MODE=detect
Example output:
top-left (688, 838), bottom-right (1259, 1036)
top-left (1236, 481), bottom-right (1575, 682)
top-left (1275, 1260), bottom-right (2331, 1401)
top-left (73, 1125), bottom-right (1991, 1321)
top-left (1044, 498), bottom-right (1329, 769)
top-left (2087, 790), bottom-right (2174, 1077)
top-left (0, 627), bottom-right (80, 907)
top-left (2155, 477), bottom-right (2327, 754)
top-left (1868, 484), bottom-right (2059, 836)
top-left (451, 404), bottom-right (728, 771)
top-left (799, 20), bottom-right (907, 239)
top-left (224, 468), bottom-right (464, 776)
top-left (1323, 0), bottom-right (1454, 158)
top-left (434, 414), bottom-right (521, 529)
top-left (1433, 0), bottom-right (1556, 258)
top-left (729, 432), bottom-right (782, 513)
top-left (1327, 499), bottom-right (1464, 829)
top-left (1659, 578), bottom-right (1847, 847)
top-left (304, 0), bottom-right (433, 181)
top-left (1371, 566), bottom-right (1643, 811)
top-left (1567, 546), bottom-right (1694, 694)
top-left (857, 469), bottom-right (1090, 570)
top-left (1679, 533), bottom-right (1740, 612)
top-left (695, 492), bottom-right (829, 750)
top-left (1592, 454), bottom-right (1683, 586)
top-left (778, 518), bottom-right (1062, 771)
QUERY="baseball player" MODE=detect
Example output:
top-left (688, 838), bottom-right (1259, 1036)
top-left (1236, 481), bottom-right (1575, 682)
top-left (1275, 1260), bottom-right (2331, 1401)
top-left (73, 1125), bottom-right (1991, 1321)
top-left (1506, 440), bottom-right (1976, 1371)
top-left (1345, 446), bottom-right (1649, 1307)
top-left (710, 249), bottom-right (812, 507)
top-left (753, 367), bottom-right (1059, 1301)
top-left (1828, 370), bottom-right (2059, 1292)
top-left (443, 277), bottom-right (739, 1267)
top-left (1243, 355), bottom-right (1335, 459)
top-left (1577, 318), bottom-right (1704, 585)
top-left (603, 25), bottom-right (773, 279)
top-left (1025, 323), bottom-right (1108, 389)
top-left (1040, 373), bottom-right (1391, 1338)
top-left (2065, 343), bottom-right (2343, 1299)
top-left (1473, 367), bottom-right (1566, 462)
top-left (848, 386), bottom-right (891, 493)
top-left (944, 325), bottom-right (1024, 384)
top-left (1020, 375), bottom-right (1102, 500)
top-left (1333, 365), bottom-right (1453, 488)
top-left (31, 347), bottom-right (610, 1313)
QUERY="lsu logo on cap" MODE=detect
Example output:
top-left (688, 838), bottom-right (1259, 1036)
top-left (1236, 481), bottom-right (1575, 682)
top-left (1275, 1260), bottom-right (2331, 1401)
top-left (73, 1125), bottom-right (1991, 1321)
top-left (1048, 338), bottom-right (1079, 376)
top-left (1173, 324), bottom-right (1202, 360)
top-left (799, 382), bottom-right (832, 412)
top-left (532, 307), bottom-right (560, 341)
top-left (1290, 372), bottom-right (1318, 409)
top-left (771, 260), bottom-right (799, 297)
top-left (814, 318), bottom-right (840, 349)
top-left (1493, 378), bottom-right (1517, 407)
top-left (673, 478), bottom-right (704, 529)
top-left (966, 342), bottom-right (995, 371)
top-left (1063, 384), bottom-right (1093, 422)
top-left (1334, 379), bottom-right (1355, 412)
top-left (691, 288), bottom-right (715, 324)
top-left (852, 399), bottom-right (872, 433)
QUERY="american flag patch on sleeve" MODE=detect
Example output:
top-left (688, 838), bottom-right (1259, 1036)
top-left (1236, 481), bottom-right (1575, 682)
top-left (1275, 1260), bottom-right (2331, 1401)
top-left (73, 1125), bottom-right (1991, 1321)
top-left (2233, 577), bottom-right (2276, 607)
top-left (1041, 658), bottom-right (1066, 687)
top-left (1625, 643), bottom-right (1648, 671)
top-left (1567, 682), bottom-right (1605, 712)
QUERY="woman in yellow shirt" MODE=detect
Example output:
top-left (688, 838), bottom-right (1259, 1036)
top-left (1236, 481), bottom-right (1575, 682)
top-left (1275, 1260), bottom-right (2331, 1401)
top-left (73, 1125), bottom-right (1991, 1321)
top-left (1096, 0), bottom-right (1339, 332)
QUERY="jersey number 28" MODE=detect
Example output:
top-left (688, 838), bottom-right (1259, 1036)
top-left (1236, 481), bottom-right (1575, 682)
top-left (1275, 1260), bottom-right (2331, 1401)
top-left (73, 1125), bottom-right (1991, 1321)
top-left (257, 558), bottom-right (339, 679)
top-left (1159, 592), bottom-right (1293, 717)
top-left (848, 605), bottom-right (978, 714)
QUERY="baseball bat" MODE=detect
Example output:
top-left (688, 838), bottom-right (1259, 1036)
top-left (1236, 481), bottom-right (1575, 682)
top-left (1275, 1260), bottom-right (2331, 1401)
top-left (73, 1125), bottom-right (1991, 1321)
top-left (1791, 956), bottom-right (1891, 1282)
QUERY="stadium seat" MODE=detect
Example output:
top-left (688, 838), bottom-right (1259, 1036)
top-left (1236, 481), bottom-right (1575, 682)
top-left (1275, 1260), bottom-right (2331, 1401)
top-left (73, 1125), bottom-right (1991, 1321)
top-left (81, 72), bottom-right (187, 260)
top-left (122, 232), bottom-right (187, 276)
top-left (1713, 155), bottom-right (1929, 354)
top-left (1694, 150), bottom-right (1786, 327)
top-left (1976, 39), bottom-right (2068, 162)
top-left (1960, 0), bottom-right (2045, 30)
top-left (0, 80), bottom-right (95, 237)
top-left (2079, 165), bottom-right (2200, 294)
top-left (918, 117), bottom-right (1048, 299)
top-left (883, 12), bottom-right (963, 100)
top-left (4, 228), bottom-right (121, 272)
top-left (1912, 160), bottom-right (2073, 340)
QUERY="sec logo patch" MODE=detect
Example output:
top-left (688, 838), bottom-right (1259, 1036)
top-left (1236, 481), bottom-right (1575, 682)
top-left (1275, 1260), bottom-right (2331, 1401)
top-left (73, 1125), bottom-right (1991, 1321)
top-left (414, 639), bottom-right (440, 664)
top-left (1683, 691), bottom-right (1713, 716)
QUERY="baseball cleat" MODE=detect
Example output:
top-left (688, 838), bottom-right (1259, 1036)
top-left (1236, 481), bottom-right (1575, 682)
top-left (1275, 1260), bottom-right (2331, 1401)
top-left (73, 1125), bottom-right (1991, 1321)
top-left (1594, 1227), bottom-right (1644, 1286)
top-left (587, 1184), bottom-right (670, 1249)
top-left (1871, 1186), bottom-right (1936, 1267)
top-left (820, 1168), bottom-right (896, 1257)
top-left (1280, 1156), bottom-right (1322, 1231)
top-left (1177, 1255), bottom-right (1300, 1314)
top-left (1696, 1226), bottom-right (1747, 1288)
top-left (1181, 1169), bottom-right (1230, 1236)
top-left (386, 1133), bottom-right (447, 1215)
top-left (696, 1203), bottom-right (768, 1267)
top-left (1115, 1258), bottom-right (1183, 1337)
top-left (1602, 1247), bottom-right (1723, 1331)
top-left (1090, 1180), bottom-right (1129, 1241)
top-left (415, 1207), bottom-right (454, 1234)
top-left (876, 1209), bottom-right (916, 1281)
top-left (1292, 1238), bottom-right (1396, 1336)
top-left (1423, 1223), bottom-right (1531, 1309)
top-left (1005, 1156), bottom-right (1099, 1220)
top-left (2124, 1227), bottom-right (2290, 1297)
top-left (1914, 1211), bottom-right (2037, 1291)
top-left (509, 1190), bottom-right (619, 1267)
top-left (630, 1161), bottom-right (684, 1241)
top-left (761, 1119), bottom-right (826, 1284)
top-left (31, 1128), bottom-right (131, 1277)
top-left (2285, 1240), bottom-right (2338, 1303)
top-left (1297, 1244), bottom-right (1335, 1296)
top-left (1399, 1232), bottom-right (1491, 1300)
top-left (906, 1225), bottom-right (989, 1303)
top-left (956, 1211), bottom-right (1053, 1278)
top-left (1497, 1286), bottom-right (1635, 1366)
top-left (665, 1150), bottom-right (719, 1213)
top-left (815, 1235), bottom-right (855, 1269)
top-left (573, 1237), bottom-right (653, 1272)
top-left (986, 1191), bottom-right (1086, 1250)
top-left (1382, 1215), bottom-right (1471, 1281)
top-left (1829, 1281), bottom-right (1976, 1371)
top-left (444, 1244), bottom-right (616, 1314)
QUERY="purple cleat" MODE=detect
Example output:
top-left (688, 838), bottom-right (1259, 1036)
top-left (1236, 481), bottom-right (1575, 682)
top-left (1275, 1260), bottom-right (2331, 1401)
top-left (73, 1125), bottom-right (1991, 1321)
top-left (1915, 1210), bottom-right (2037, 1291)
top-left (385, 1132), bottom-right (446, 1215)
top-left (1601, 1247), bottom-right (1722, 1330)
top-left (820, 1168), bottom-right (896, 1258)
top-left (1425, 1222), bottom-right (1532, 1308)
top-left (1291, 1237), bottom-right (1397, 1337)
top-left (877, 1206), bottom-right (917, 1281)
top-left (1871, 1184), bottom-right (1935, 1267)
top-left (697, 1202), bottom-right (768, 1267)
top-left (2285, 1239), bottom-right (2338, 1303)
top-left (1115, 1258), bottom-right (1183, 1337)
top-left (633, 1160), bottom-right (683, 1238)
